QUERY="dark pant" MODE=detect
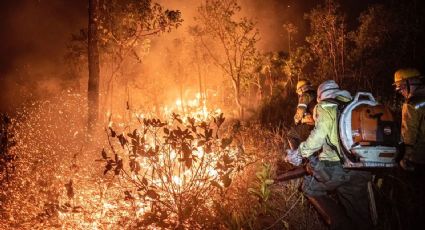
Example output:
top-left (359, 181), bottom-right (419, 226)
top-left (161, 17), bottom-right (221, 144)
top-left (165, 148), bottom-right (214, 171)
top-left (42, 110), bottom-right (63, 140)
top-left (302, 163), bottom-right (373, 230)
top-left (395, 165), bottom-right (425, 228)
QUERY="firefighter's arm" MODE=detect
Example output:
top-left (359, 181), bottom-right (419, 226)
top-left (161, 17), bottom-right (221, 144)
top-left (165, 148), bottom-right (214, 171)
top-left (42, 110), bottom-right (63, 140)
top-left (301, 114), bottom-right (315, 125)
top-left (294, 106), bottom-right (307, 124)
top-left (298, 104), bottom-right (331, 158)
top-left (401, 103), bottom-right (419, 159)
top-left (294, 94), bottom-right (311, 124)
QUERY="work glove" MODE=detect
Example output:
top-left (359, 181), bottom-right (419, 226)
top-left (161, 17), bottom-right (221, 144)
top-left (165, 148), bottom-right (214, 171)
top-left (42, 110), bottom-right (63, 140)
top-left (301, 114), bottom-right (315, 126)
top-left (293, 108), bottom-right (305, 125)
top-left (285, 149), bottom-right (302, 166)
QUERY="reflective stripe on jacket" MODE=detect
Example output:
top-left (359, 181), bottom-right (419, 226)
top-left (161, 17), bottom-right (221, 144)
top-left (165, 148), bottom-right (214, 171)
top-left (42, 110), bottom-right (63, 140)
top-left (298, 91), bottom-right (316, 115)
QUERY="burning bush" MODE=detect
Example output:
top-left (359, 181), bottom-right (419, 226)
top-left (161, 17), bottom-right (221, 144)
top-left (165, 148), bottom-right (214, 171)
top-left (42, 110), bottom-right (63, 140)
top-left (100, 112), bottom-right (259, 228)
top-left (0, 91), bottom-right (327, 229)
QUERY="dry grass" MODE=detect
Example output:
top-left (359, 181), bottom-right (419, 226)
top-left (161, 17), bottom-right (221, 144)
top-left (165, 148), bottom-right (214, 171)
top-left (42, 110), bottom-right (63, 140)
top-left (4, 100), bottom-right (413, 229)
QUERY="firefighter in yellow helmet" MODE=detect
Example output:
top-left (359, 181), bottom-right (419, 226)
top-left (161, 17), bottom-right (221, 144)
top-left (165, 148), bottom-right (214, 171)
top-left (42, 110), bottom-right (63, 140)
top-left (393, 68), bottom-right (425, 228)
top-left (393, 68), bottom-right (425, 171)
top-left (287, 80), bottom-right (317, 148)
top-left (294, 80), bottom-right (316, 126)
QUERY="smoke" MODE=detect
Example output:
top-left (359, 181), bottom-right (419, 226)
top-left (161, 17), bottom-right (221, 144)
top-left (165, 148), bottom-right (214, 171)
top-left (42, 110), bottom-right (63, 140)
top-left (0, 0), bottom-right (314, 115)
top-left (0, 0), bottom-right (86, 114)
top-left (239, 0), bottom-right (313, 52)
top-left (158, 0), bottom-right (313, 52)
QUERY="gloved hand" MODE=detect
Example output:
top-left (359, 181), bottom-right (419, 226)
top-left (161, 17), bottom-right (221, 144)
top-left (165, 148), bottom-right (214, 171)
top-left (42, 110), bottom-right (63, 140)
top-left (285, 149), bottom-right (302, 166)
top-left (294, 108), bottom-right (305, 125)
top-left (301, 114), bottom-right (315, 126)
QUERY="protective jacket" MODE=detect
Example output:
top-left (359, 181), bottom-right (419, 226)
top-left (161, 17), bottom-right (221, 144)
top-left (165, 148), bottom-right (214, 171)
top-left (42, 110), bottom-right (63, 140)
top-left (402, 87), bottom-right (425, 164)
top-left (299, 100), bottom-right (341, 162)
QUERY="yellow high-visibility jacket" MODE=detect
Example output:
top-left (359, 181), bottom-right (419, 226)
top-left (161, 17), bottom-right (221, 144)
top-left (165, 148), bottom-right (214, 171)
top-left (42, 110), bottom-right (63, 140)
top-left (402, 90), bottom-right (425, 164)
top-left (299, 100), bottom-right (341, 162)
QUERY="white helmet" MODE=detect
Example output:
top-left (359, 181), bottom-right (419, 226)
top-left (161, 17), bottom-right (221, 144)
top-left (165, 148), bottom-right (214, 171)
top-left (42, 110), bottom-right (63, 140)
top-left (317, 80), bottom-right (352, 102)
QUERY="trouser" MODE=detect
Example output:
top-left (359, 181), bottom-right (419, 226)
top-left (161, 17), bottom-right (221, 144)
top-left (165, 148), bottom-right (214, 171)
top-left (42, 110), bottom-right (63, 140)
top-left (302, 163), bottom-right (373, 230)
top-left (396, 164), bottom-right (425, 228)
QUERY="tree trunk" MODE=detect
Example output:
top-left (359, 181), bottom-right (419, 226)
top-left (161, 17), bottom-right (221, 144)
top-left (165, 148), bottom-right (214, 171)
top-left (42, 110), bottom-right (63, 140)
top-left (195, 50), bottom-right (203, 102)
top-left (88, 0), bottom-right (100, 131)
top-left (231, 77), bottom-right (243, 119)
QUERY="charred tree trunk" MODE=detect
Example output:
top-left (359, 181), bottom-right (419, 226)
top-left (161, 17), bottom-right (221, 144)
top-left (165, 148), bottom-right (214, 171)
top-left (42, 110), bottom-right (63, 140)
top-left (88, 0), bottom-right (100, 131)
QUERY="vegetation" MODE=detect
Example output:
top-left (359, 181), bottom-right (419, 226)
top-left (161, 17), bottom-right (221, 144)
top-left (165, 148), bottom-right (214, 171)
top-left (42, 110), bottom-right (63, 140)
top-left (1, 0), bottom-right (425, 229)
top-left (196, 0), bottom-right (259, 118)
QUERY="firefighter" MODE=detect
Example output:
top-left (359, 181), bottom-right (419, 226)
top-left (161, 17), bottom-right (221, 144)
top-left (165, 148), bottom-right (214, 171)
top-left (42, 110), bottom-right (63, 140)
top-left (285, 80), bottom-right (372, 230)
top-left (393, 68), bottom-right (425, 171)
top-left (294, 79), bottom-right (316, 126)
top-left (393, 68), bottom-right (425, 228)
top-left (287, 80), bottom-right (317, 145)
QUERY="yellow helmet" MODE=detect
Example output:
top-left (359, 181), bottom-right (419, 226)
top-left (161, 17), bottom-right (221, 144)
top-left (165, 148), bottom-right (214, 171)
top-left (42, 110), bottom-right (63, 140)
top-left (296, 79), bottom-right (313, 94)
top-left (394, 68), bottom-right (421, 83)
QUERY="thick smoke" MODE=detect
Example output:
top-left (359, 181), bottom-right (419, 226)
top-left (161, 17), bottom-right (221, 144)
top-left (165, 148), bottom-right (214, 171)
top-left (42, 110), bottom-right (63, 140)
top-left (158, 0), bottom-right (312, 52)
top-left (0, 0), bottom-right (313, 114)
top-left (0, 0), bottom-right (86, 114)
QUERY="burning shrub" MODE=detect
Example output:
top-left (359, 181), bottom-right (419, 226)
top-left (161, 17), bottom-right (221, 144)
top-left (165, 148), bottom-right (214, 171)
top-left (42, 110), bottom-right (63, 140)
top-left (0, 90), bottom-right (325, 229)
top-left (100, 112), bottom-right (257, 228)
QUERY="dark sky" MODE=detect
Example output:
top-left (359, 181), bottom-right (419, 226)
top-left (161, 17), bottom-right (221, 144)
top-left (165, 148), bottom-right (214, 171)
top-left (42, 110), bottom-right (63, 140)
top-left (0, 0), bottom-right (86, 75)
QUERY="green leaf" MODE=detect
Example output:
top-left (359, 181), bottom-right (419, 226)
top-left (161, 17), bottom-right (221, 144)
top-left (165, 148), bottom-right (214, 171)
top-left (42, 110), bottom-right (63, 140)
top-left (248, 187), bottom-right (261, 196)
top-left (265, 179), bottom-right (274, 185)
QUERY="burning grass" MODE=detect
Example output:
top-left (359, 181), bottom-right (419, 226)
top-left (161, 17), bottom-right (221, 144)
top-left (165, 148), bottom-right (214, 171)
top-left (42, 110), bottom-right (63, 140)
top-left (0, 91), bottom-right (327, 229)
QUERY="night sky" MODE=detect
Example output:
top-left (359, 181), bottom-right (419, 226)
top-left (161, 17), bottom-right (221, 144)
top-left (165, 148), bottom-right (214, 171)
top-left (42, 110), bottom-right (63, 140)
top-left (0, 0), bottom-right (86, 75)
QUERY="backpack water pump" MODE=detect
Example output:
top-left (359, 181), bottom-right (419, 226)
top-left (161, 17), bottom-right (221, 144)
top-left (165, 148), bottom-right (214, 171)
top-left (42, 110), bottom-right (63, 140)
top-left (339, 92), bottom-right (398, 168)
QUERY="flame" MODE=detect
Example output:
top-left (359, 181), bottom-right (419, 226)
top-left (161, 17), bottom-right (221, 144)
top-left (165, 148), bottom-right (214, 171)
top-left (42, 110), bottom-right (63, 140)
top-left (6, 91), bottom-right (237, 229)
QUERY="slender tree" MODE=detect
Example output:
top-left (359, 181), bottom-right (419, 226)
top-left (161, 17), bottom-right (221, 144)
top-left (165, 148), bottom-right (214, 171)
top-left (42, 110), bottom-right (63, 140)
top-left (87, 0), bottom-right (100, 131)
top-left (196, 0), bottom-right (259, 119)
top-left (305, 0), bottom-right (346, 83)
top-left (283, 23), bottom-right (298, 56)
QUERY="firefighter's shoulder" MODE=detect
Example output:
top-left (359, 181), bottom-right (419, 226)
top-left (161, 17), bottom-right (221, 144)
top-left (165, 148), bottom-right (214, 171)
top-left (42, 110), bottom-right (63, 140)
top-left (406, 95), bottom-right (425, 110)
